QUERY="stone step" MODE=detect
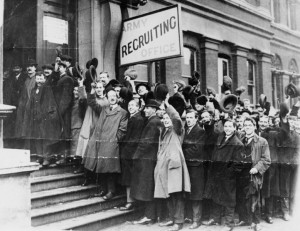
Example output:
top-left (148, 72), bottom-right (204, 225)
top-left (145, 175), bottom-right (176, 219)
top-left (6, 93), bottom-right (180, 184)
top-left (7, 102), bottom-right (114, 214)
top-left (31, 195), bottom-right (126, 226)
top-left (31, 172), bottom-right (84, 192)
top-left (32, 207), bottom-right (142, 231)
top-left (31, 164), bottom-right (79, 178)
top-left (31, 184), bottom-right (98, 209)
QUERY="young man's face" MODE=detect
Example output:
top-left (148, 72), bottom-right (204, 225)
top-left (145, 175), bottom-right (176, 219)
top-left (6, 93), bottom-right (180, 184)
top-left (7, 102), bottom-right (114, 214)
top-left (13, 66), bottom-right (22, 75)
top-left (58, 65), bottom-right (66, 75)
top-left (162, 113), bottom-right (172, 128)
top-left (95, 82), bottom-right (104, 96)
top-left (128, 100), bottom-right (139, 115)
top-left (201, 111), bottom-right (211, 123)
top-left (186, 112), bottom-right (197, 128)
top-left (114, 86), bottom-right (121, 98)
top-left (144, 106), bottom-right (156, 118)
top-left (137, 85), bottom-right (148, 96)
top-left (224, 121), bottom-right (235, 137)
top-left (173, 84), bottom-right (179, 93)
top-left (259, 117), bottom-right (269, 131)
top-left (244, 120), bottom-right (255, 136)
top-left (73, 87), bottom-right (79, 99)
top-left (236, 117), bottom-right (244, 129)
top-left (36, 74), bottom-right (46, 87)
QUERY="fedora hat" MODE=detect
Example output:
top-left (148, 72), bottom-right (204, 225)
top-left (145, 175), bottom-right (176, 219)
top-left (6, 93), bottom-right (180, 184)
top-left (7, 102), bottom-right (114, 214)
top-left (206, 87), bottom-right (216, 97)
top-left (145, 99), bottom-right (161, 109)
top-left (235, 86), bottom-right (246, 97)
top-left (219, 94), bottom-right (238, 114)
top-left (173, 80), bottom-right (186, 92)
top-left (154, 83), bottom-right (169, 102)
top-left (124, 69), bottom-right (138, 80)
top-left (182, 85), bottom-right (194, 101)
top-left (168, 94), bottom-right (185, 117)
top-left (119, 87), bottom-right (133, 102)
top-left (86, 58), bottom-right (98, 69)
top-left (279, 102), bottom-right (290, 118)
top-left (259, 94), bottom-right (267, 108)
top-left (26, 59), bottom-right (38, 67)
top-left (88, 65), bottom-right (97, 82)
top-left (285, 83), bottom-right (300, 98)
top-left (72, 62), bottom-right (83, 80)
top-left (196, 95), bottom-right (208, 106)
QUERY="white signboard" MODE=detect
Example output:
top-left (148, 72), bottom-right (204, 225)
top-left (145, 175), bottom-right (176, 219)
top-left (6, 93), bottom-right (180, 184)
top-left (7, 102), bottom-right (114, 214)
top-left (120, 5), bottom-right (183, 66)
top-left (43, 16), bottom-right (68, 44)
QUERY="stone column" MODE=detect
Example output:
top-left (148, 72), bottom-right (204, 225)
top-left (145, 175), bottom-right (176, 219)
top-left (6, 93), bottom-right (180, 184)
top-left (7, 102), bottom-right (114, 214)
top-left (232, 46), bottom-right (248, 100)
top-left (200, 37), bottom-right (220, 93)
top-left (258, 52), bottom-right (272, 102)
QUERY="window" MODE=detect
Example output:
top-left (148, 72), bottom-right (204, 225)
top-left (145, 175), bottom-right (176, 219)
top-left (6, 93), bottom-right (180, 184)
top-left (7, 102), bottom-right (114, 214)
top-left (247, 60), bottom-right (256, 104)
top-left (272, 0), bottom-right (281, 23)
top-left (218, 57), bottom-right (230, 94)
top-left (181, 47), bottom-right (197, 77)
top-left (287, 0), bottom-right (297, 30)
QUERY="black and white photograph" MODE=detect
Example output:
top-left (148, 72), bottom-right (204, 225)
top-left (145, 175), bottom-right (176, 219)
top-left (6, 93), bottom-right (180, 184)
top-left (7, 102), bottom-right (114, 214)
top-left (0, 1), bottom-right (300, 231)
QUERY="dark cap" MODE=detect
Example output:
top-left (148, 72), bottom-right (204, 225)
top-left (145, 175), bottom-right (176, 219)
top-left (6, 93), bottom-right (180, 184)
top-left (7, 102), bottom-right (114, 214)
top-left (42, 64), bottom-right (54, 70)
top-left (145, 99), bottom-right (161, 109)
top-left (26, 59), bottom-right (38, 67)
top-left (136, 82), bottom-right (150, 93)
top-left (60, 55), bottom-right (72, 62)
top-left (58, 61), bottom-right (67, 68)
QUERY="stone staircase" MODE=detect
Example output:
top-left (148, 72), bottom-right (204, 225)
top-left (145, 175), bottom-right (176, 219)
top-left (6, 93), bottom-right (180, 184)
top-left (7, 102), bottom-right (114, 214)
top-left (30, 164), bottom-right (141, 230)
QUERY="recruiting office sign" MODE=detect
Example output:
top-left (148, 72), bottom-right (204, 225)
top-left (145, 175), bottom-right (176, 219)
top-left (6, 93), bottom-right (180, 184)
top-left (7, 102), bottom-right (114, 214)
top-left (120, 5), bottom-right (183, 66)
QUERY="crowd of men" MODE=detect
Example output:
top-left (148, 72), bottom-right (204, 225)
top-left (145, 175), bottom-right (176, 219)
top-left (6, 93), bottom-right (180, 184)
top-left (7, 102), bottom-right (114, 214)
top-left (2, 55), bottom-right (300, 231)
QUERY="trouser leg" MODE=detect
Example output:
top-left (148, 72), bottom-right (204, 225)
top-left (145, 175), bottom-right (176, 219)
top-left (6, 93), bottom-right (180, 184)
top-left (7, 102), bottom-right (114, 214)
top-left (168, 193), bottom-right (184, 224)
top-left (223, 206), bottom-right (235, 227)
top-left (144, 201), bottom-right (156, 220)
top-left (210, 202), bottom-right (222, 223)
top-left (265, 197), bottom-right (273, 217)
top-left (107, 173), bottom-right (116, 194)
top-left (127, 187), bottom-right (135, 203)
top-left (280, 197), bottom-right (290, 215)
top-left (191, 200), bottom-right (202, 223)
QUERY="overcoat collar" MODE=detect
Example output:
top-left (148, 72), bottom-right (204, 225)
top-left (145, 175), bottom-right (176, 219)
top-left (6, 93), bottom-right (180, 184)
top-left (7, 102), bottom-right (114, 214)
top-left (104, 104), bottom-right (122, 116)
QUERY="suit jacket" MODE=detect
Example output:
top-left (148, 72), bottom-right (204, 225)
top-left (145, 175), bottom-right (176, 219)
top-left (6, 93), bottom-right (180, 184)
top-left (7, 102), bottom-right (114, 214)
top-left (182, 123), bottom-right (206, 166)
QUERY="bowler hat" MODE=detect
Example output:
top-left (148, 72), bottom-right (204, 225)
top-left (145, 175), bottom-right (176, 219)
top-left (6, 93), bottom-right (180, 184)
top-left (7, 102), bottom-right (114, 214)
top-left (235, 86), bottom-right (246, 96)
top-left (196, 95), bottom-right (208, 106)
top-left (154, 83), bottom-right (169, 102)
top-left (173, 80), bottom-right (186, 92)
top-left (109, 79), bottom-right (121, 88)
top-left (207, 87), bottom-right (216, 97)
top-left (26, 59), bottom-right (38, 67)
top-left (124, 69), bottom-right (138, 80)
top-left (145, 99), bottom-right (161, 109)
top-left (279, 102), bottom-right (290, 118)
top-left (73, 62), bottom-right (83, 80)
top-left (136, 82), bottom-right (150, 93)
top-left (285, 83), bottom-right (300, 98)
top-left (168, 94), bottom-right (185, 117)
top-left (259, 94), bottom-right (267, 108)
top-left (219, 94), bottom-right (238, 114)
top-left (86, 58), bottom-right (98, 69)
top-left (42, 64), bottom-right (54, 70)
top-left (120, 87), bottom-right (133, 102)
top-left (182, 85), bottom-right (194, 101)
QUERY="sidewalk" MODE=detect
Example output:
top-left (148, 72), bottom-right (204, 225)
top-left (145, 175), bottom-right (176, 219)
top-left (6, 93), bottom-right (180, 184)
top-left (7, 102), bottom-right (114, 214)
top-left (102, 217), bottom-right (299, 231)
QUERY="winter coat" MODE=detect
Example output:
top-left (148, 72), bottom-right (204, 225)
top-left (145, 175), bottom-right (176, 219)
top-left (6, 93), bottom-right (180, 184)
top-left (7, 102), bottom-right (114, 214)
top-left (154, 106), bottom-right (191, 198)
top-left (131, 114), bottom-right (163, 201)
top-left (76, 87), bottom-right (108, 157)
top-left (182, 123), bottom-right (206, 200)
top-left (82, 93), bottom-right (128, 173)
top-left (120, 112), bottom-right (145, 186)
top-left (204, 133), bottom-right (244, 207)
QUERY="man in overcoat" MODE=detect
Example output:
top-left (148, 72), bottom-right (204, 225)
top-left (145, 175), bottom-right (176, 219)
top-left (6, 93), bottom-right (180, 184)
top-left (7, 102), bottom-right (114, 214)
top-left (203, 119), bottom-right (244, 231)
top-left (182, 109), bottom-right (206, 229)
top-left (236, 117), bottom-right (270, 231)
top-left (119, 99), bottom-right (145, 211)
top-left (131, 99), bottom-right (163, 224)
top-left (15, 59), bottom-right (38, 149)
top-left (52, 61), bottom-right (74, 164)
top-left (83, 88), bottom-right (128, 200)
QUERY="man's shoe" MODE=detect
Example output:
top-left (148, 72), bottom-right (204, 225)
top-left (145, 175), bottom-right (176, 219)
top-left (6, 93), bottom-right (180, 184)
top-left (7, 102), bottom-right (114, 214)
top-left (168, 223), bottom-right (183, 231)
top-left (56, 158), bottom-right (66, 165)
top-left (81, 179), bottom-right (92, 187)
top-left (283, 213), bottom-right (290, 221)
top-left (133, 217), bottom-right (152, 225)
top-left (265, 216), bottom-right (273, 224)
top-left (184, 218), bottom-right (192, 223)
top-left (94, 190), bottom-right (106, 197)
top-left (159, 220), bottom-right (174, 227)
top-left (236, 220), bottom-right (247, 226)
top-left (254, 224), bottom-right (262, 231)
top-left (220, 226), bottom-right (233, 231)
top-left (119, 203), bottom-right (134, 211)
top-left (189, 221), bottom-right (200, 229)
top-left (103, 191), bottom-right (114, 200)
top-left (202, 219), bottom-right (218, 226)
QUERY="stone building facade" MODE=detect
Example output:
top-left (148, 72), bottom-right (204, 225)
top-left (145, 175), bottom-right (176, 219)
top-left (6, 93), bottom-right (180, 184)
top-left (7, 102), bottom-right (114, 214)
top-left (2, 0), bottom-right (300, 107)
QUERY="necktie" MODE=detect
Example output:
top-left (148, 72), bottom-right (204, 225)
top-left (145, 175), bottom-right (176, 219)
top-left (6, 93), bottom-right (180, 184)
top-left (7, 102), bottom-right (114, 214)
top-left (243, 137), bottom-right (248, 145)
